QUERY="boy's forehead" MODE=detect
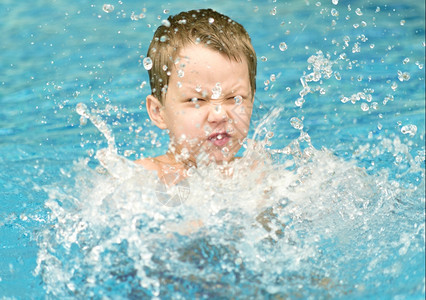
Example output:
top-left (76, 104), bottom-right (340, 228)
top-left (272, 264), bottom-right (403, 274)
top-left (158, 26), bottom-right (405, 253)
top-left (174, 50), bottom-right (214, 71)
top-left (167, 44), bottom-right (251, 97)
top-left (175, 45), bottom-right (241, 66)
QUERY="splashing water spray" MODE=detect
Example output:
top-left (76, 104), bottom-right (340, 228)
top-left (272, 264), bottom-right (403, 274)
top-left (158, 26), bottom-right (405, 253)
top-left (75, 102), bottom-right (141, 180)
top-left (295, 50), bottom-right (334, 109)
top-left (76, 102), bottom-right (116, 153)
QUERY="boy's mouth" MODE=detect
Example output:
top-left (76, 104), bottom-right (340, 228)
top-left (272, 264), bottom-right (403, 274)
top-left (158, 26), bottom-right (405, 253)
top-left (208, 132), bottom-right (230, 147)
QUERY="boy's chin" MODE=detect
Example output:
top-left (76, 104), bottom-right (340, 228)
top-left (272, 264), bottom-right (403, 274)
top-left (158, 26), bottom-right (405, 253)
top-left (197, 149), bottom-right (237, 166)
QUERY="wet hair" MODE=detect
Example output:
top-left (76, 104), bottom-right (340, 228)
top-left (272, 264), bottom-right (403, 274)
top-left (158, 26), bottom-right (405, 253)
top-left (146, 8), bottom-right (257, 102)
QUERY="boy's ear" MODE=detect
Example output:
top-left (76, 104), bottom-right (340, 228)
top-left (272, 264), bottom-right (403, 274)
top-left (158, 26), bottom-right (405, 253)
top-left (146, 95), bottom-right (167, 129)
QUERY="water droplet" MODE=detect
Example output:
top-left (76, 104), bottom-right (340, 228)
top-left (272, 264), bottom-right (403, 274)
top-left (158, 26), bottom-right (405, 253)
top-left (340, 96), bottom-right (350, 103)
top-left (279, 42), bottom-right (288, 51)
top-left (383, 94), bottom-right (394, 105)
top-left (161, 19), bottom-right (171, 27)
top-left (221, 147), bottom-right (230, 156)
top-left (332, 0), bottom-right (339, 5)
top-left (403, 57), bottom-right (410, 64)
top-left (397, 70), bottom-right (410, 81)
top-left (295, 97), bottom-right (305, 107)
top-left (290, 117), bottom-right (304, 130)
top-left (162, 65), bottom-right (168, 71)
top-left (366, 94), bottom-right (373, 102)
top-left (270, 74), bottom-right (276, 82)
top-left (76, 103), bottom-right (88, 116)
top-left (208, 17), bottom-right (214, 24)
top-left (211, 83), bottom-right (222, 99)
top-left (234, 95), bottom-right (243, 105)
top-left (357, 34), bottom-right (368, 42)
top-left (331, 8), bottom-right (339, 17)
top-left (400, 20), bottom-right (406, 26)
top-left (343, 36), bottom-right (350, 46)
top-left (391, 82), bottom-right (398, 91)
top-left (260, 56), bottom-right (268, 62)
top-left (352, 42), bottom-right (361, 53)
top-left (270, 7), bottom-right (277, 15)
top-left (334, 71), bottom-right (341, 80)
top-left (102, 4), bottom-right (114, 13)
top-left (177, 69), bottom-right (184, 78)
top-left (401, 124), bottom-right (417, 136)
top-left (355, 8), bottom-right (363, 16)
top-left (375, 6), bottom-right (380, 13)
top-left (79, 116), bottom-right (87, 126)
top-left (143, 57), bottom-right (153, 70)
top-left (195, 85), bottom-right (202, 93)
top-left (190, 98), bottom-right (198, 108)
top-left (163, 9), bottom-right (169, 14)
top-left (124, 150), bottom-right (135, 157)
top-left (360, 103), bottom-right (369, 111)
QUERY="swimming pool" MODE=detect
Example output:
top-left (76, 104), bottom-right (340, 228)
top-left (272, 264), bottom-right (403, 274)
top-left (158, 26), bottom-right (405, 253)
top-left (1, 0), bottom-right (424, 298)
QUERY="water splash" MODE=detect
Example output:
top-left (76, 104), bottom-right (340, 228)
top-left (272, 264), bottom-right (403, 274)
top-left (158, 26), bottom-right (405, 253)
top-left (36, 104), bottom-right (425, 298)
top-left (36, 6), bottom-right (425, 294)
top-left (295, 51), bottom-right (334, 108)
top-left (76, 103), bottom-right (116, 153)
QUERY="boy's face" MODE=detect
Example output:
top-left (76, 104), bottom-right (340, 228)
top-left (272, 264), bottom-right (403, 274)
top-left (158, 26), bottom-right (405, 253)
top-left (152, 44), bottom-right (253, 165)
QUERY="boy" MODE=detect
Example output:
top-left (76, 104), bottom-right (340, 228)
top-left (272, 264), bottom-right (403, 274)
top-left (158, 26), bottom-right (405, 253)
top-left (135, 9), bottom-right (257, 184)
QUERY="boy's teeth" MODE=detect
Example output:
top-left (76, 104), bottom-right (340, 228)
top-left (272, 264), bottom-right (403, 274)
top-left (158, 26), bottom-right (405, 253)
top-left (217, 134), bottom-right (223, 140)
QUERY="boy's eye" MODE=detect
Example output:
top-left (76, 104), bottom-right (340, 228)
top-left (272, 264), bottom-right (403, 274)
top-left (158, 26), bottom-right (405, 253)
top-left (188, 97), bottom-right (205, 102)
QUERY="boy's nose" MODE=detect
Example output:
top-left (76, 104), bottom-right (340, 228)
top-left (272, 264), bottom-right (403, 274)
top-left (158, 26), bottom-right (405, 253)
top-left (207, 103), bottom-right (229, 124)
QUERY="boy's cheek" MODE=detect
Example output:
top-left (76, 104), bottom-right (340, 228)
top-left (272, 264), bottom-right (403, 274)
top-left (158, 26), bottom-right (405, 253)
top-left (231, 107), bottom-right (252, 127)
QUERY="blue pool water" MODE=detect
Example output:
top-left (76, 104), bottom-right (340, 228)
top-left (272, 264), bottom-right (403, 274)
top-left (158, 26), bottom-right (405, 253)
top-left (1, 0), bottom-right (425, 298)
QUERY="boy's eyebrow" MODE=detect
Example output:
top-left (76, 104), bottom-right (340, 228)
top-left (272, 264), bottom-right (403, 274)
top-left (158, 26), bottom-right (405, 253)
top-left (174, 84), bottom-right (206, 99)
top-left (225, 84), bottom-right (251, 97)
top-left (178, 83), bottom-right (250, 98)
